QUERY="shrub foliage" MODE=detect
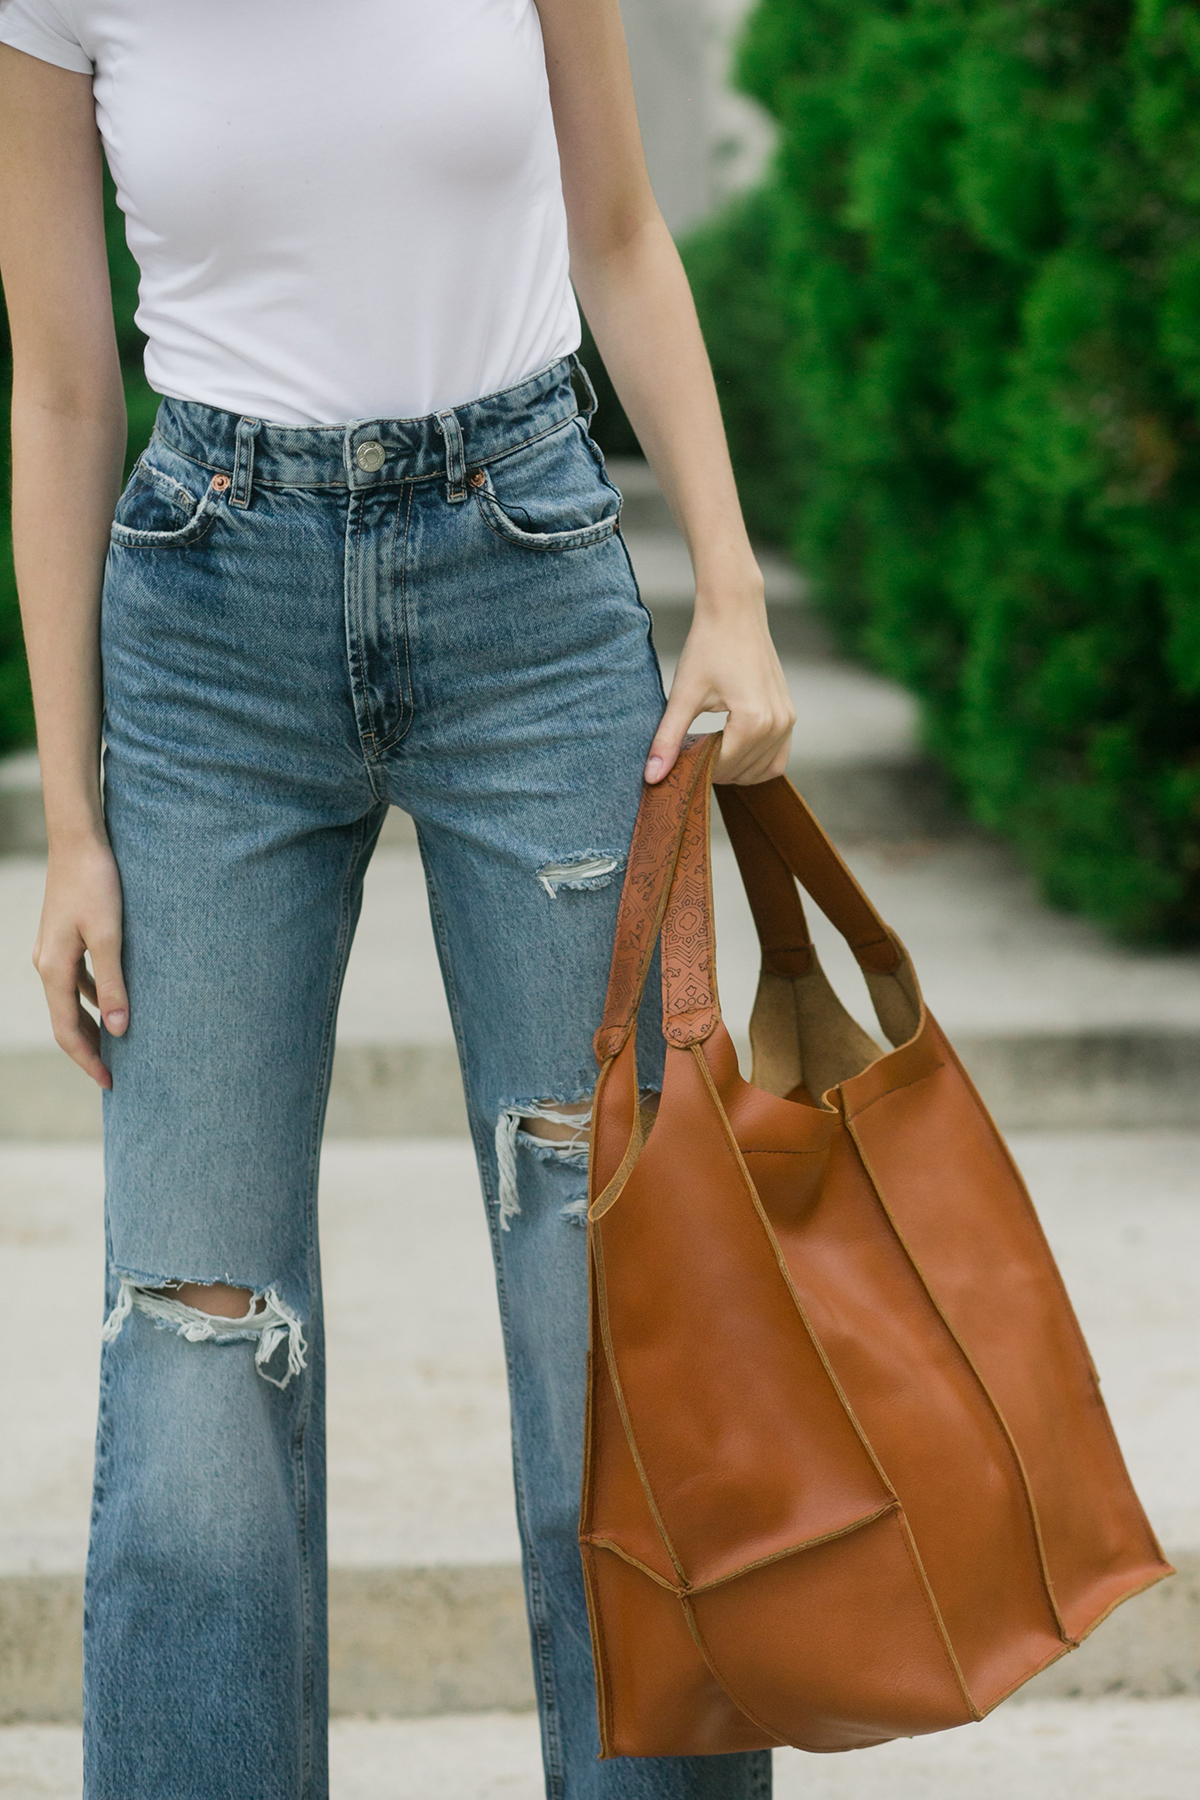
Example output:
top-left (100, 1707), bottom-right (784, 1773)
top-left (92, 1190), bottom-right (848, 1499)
top-left (703, 0), bottom-right (1200, 939)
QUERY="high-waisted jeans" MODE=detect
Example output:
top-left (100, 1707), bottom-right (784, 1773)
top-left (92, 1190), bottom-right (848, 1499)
top-left (89, 357), bottom-right (772, 1800)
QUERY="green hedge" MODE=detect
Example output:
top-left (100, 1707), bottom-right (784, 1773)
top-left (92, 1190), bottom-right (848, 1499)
top-left (0, 172), bottom-right (153, 754)
top-left (698, 0), bottom-right (1200, 940)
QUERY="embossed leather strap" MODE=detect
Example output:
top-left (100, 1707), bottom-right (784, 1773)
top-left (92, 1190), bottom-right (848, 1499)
top-left (659, 751), bottom-right (721, 1046)
top-left (595, 743), bottom-right (902, 1066)
top-left (716, 779), bottom-right (901, 975)
top-left (594, 735), bottom-right (719, 1062)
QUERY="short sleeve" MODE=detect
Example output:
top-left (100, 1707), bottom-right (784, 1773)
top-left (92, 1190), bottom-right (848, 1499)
top-left (0, 0), bottom-right (92, 74)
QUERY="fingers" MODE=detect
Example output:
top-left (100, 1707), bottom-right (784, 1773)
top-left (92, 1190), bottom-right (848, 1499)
top-left (88, 927), bottom-right (130, 1036)
top-left (715, 709), bottom-right (795, 786)
top-left (655, 603), bottom-right (796, 788)
top-left (33, 843), bottom-right (127, 1090)
top-left (35, 943), bottom-right (112, 1090)
top-left (644, 681), bottom-right (705, 784)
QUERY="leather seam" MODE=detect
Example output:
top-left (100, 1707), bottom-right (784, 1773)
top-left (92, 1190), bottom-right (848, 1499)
top-left (841, 1057), bottom-right (944, 1120)
top-left (979, 1561), bottom-right (1176, 1717)
top-left (678, 1598), bottom-right (790, 1748)
top-left (590, 1228), bottom-right (690, 1589)
top-left (583, 1499), bottom-right (901, 1599)
top-left (689, 1045), bottom-right (900, 1505)
top-left (936, 1031), bottom-right (1175, 1573)
top-left (685, 1500), bottom-right (900, 1594)
top-left (847, 1113), bottom-right (1070, 1643)
top-left (741, 1146), bottom-right (827, 1158)
top-left (587, 1072), bottom-right (645, 1220)
top-left (890, 1506), bottom-right (982, 1721)
top-left (582, 1538), bottom-right (680, 1593)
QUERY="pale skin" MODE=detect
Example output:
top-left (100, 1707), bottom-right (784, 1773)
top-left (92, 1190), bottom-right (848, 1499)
top-left (0, 0), bottom-right (794, 1316)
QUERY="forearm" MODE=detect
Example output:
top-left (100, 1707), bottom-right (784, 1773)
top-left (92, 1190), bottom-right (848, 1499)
top-left (11, 372), bottom-right (126, 846)
top-left (572, 217), bottom-right (762, 617)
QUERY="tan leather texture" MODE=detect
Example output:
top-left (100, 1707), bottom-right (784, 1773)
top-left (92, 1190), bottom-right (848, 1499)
top-left (581, 734), bottom-right (1173, 1758)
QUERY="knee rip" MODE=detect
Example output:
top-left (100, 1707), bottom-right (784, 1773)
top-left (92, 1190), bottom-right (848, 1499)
top-left (493, 1089), bottom-right (661, 1230)
top-left (101, 1276), bottom-right (307, 1390)
top-left (495, 1097), bottom-right (592, 1229)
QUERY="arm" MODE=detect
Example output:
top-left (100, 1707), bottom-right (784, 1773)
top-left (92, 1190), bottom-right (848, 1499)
top-left (0, 44), bottom-right (130, 1086)
top-left (535, 0), bottom-right (794, 786)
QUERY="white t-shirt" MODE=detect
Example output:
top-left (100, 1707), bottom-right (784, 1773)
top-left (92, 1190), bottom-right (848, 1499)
top-left (0, 0), bottom-right (581, 423)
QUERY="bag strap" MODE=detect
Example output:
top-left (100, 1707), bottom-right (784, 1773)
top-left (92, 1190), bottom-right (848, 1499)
top-left (594, 744), bottom-right (903, 1065)
top-left (718, 785), bottom-right (815, 979)
top-left (716, 779), bottom-right (902, 976)
top-left (594, 734), bottom-right (719, 1062)
top-left (660, 749), bottom-right (721, 1047)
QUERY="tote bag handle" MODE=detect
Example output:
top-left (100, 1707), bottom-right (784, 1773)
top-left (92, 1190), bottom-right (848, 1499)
top-left (595, 735), bottom-right (904, 1061)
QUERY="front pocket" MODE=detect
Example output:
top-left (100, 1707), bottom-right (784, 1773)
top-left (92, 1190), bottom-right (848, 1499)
top-left (110, 474), bottom-right (223, 549)
top-left (472, 476), bottom-right (620, 552)
top-left (470, 417), bottom-right (622, 552)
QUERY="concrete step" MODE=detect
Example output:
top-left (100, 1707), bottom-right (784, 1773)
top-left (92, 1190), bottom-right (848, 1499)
top-left (1, 1132), bottom-right (1195, 1721)
top-left (3, 828), bottom-right (1199, 1141)
top-left (2, 1700), bottom-right (1198, 1800)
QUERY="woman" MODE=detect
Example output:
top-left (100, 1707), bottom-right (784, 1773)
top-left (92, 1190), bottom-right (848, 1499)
top-left (0, 3), bottom-right (792, 1794)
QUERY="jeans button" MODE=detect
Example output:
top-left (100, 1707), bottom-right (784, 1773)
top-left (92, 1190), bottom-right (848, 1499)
top-left (355, 440), bottom-right (385, 473)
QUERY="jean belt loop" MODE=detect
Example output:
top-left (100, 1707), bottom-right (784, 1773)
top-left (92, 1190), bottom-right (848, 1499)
top-left (570, 352), bottom-right (599, 428)
top-left (435, 409), bottom-right (467, 504)
top-left (229, 417), bottom-right (262, 510)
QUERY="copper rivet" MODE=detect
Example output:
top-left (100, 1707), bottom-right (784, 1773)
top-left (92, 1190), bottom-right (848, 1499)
top-left (467, 469), bottom-right (485, 488)
top-left (212, 474), bottom-right (231, 491)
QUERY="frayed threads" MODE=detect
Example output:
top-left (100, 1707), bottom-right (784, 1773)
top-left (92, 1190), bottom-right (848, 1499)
top-left (494, 1101), bottom-right (592, 1228)
top-left (535, 854), bottom-right (622, 898)
top-left (101, 1280), bottom-right (307, 1390)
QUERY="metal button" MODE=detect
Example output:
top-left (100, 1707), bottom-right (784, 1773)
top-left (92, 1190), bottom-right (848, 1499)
top-left (211, 473), bottom-right (231, 492)
top-left (355, 440), bottom-right (385, 473)
top-left (467, 469), bottom-right (486, 489)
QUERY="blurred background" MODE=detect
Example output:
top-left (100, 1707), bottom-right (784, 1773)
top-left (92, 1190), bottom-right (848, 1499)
top-left (0, 4), bottom-right (1197, 1796)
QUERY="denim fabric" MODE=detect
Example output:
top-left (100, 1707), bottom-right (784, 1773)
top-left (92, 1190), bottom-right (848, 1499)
top-left (89, 357), bottom-right (772, 1800)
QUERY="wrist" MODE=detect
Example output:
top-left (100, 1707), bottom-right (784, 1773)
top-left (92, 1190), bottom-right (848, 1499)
top-left (690, 568), bottom-right (768, 622)
top-left (44, 806), bottom-right (110, 858)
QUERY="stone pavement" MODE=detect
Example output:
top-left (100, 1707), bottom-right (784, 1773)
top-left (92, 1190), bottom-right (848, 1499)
top-left (0, 456), bottom-right (1196, 1735)
top-left (0, 1700), bottom-right (1196, 1800)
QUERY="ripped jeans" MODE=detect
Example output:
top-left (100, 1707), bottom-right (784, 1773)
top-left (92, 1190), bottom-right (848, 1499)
top-left (91, 358), bottom-right (771, 1800)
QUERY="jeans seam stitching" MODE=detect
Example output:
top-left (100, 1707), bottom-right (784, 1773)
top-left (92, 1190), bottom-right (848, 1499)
top-left (379, 484), bottom-right (415, 752)
top-left (297, 807), bottom-right (378, 1799)
top-left (351, 494), bottom-right (379, 749)
top-left (417, 836), bottom-right (566, 1793)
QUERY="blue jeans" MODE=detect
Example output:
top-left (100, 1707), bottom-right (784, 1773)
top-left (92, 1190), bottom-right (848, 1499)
top-left (90, 357), bottom-right (772, 1800)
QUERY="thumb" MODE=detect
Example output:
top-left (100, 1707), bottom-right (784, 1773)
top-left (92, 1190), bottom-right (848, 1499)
top-left (90, 931), bottom-right (130, 1036)
top-left (644, 683), bottom-right (700, 785)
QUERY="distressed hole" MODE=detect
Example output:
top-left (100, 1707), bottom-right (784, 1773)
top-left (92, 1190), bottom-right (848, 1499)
top-left (536, 852), bottom-right (624, 898)
top-left (100, 1277), bottom-right (307, 1390)
top-left (520, 1101), bottom-right (591, 1146)
top-left (495, 1096), bottom-right (593, 1227)
top-left (561, 1192), bottom-right (590, 1226)
top-left (153, 1281), bottom-right (259, 1319)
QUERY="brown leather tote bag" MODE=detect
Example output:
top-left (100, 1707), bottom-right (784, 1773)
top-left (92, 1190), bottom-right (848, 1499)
top-left (581, 733), bottom-right (1171, 1759)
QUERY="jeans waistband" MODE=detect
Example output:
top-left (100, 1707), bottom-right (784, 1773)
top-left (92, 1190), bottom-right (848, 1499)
top-left (150, 355), bottom-right (595, 496)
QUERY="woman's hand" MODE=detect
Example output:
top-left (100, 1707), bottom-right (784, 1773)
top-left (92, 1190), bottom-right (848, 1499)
top-left (645, 573), bottom-right (796, 786)
top-left (33, 836), bottom-right (129, 1090)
